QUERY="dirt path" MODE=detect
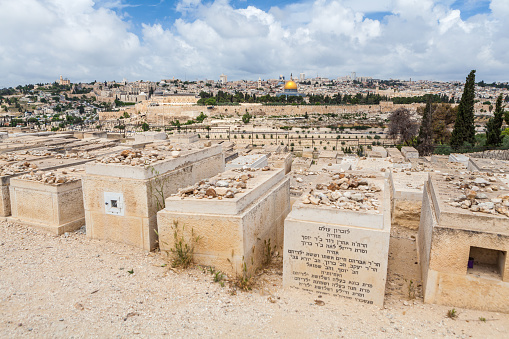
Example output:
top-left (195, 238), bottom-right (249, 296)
top-left (1, 221), bottom-right (508, 338)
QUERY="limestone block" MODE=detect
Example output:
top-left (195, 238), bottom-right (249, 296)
top-left (134, 132), bottom-right (167, 143)
top-left (226, 154), bottom-right (268, 170)
top-left (168, 133), bottom-right (199, 144)
top-left (467, 158), bottom-right (509, 173)
top-left (418, 174), bottom-right (509, 313)
top-left (283, 179), bottom-right (391, 307)
top-left (8, 178), bottom-right (84, 235)
top-left (371, 146), bottom-right (387, 158)
top-left (83, 146), bottom-right (224, 251)
top-left (0, 184), bottom-right (11, 217)
top-left (401, 146), bottom-right (419, 161)
top-left (270, 153), bottom-right (293, 174)
top-left (389, 171), bottom-right (429, 229)
top-left (386, 148), bottom-right (405, 163)
top-left (157, 168), bottom-right (290, 276)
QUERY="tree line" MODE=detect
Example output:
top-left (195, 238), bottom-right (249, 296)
top-left (389, 70), bottom-right (509, 156)
top-left (197, 90), bottom-right (453, 106)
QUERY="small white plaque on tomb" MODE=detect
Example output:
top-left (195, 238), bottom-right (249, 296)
top-left (104, 192), bottom-right (124, 216)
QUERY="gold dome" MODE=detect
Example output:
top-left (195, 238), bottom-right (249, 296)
top-left (284, 80), bottom-right (298, 90)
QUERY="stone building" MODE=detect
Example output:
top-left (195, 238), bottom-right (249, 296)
top-left (418, 173), bottom-right (509, 313)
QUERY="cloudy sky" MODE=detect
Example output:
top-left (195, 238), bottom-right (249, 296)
top-left (1, 0), bottom-right (508, 87)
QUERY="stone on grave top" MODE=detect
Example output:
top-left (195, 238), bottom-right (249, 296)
top-left (467, 158), bottom-right (509, 174)
top-left (166, 167), bottom-right (284, 215)
top-left (86, 143), bottom-right (222, 180)
top-left (428, 172), bottom-right (509, 233)
top-left (296, 172), bottom-right (386, 228)
top-left (18, 166), bottom-right (83, 185)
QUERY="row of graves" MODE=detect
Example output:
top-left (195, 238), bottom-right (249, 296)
top-left (5, 133), bottom-right (509, 314)
top-left (268, 146), bottom-right (509, 311)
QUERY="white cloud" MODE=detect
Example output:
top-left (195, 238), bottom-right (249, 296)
top-left (0, 0), bottom-right (508, 86)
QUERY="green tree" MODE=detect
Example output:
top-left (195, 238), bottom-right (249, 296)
top-left (204, 97), bottom-right (216, 106)
top-left (242, 112), bottom-right (252, 124)
top-left (486, 94), bottom-right (505, 147)
top-left (451, 70), bottom-right (476, 149)
top-left (195, 112), bottom-right (207, 123)
top-left (172, 119), bottom-right (181, 130)
top-left (141, 122), bottom-right (150, 132)
top-left (417, 97), bottom-right (434, 156)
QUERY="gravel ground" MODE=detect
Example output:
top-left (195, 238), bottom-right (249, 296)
top-left (1, 221), bottom-right (508, 338)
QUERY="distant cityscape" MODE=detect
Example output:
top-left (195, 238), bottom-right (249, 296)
top-left (0, 72), bottom-right (508, 132)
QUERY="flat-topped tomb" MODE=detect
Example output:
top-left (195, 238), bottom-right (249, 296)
top-left (418, 172), bottom-right (509, 313)
top-left (283, 172), bottom-right (391, 307)
top-left (157, 167), bottom-right (290, 276)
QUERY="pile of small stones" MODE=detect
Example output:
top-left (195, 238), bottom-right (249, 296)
top-left (301, 173), bottom-right (382, 211)
top-left (20, 168), bottom-right (80, 185)
top-left (0, 150), bottom-right (56, 161)
top-left (446, 174), bottom-right (509, 217)
top-left (96, 149), bottom-right (172, 166)
top-left (0, 162), bottom-right (38, 176)
top-left (56, 151), bottom-right (93, 159)
top-left (176, 167), bottom-right (271, 200)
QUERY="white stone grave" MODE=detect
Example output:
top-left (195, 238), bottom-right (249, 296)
top-left (283, 173), bottom-right (391, 307)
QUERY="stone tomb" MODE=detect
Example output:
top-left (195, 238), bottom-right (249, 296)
top-left (368, 146), bottom-right (388, 158)
top-left (283, 172), bottom-right (391, 307)
top-left (418, 173), bottom-right (509, 313)
top-left (134, 131), bottom-right (168, 143)
top-left (467, 158), bottom-right (509, 174)
top-left (356, 157), bottom-right (393, 172)
top-left (8, 168), bottom-right (85, 234)
top-left (226, 153), bottom-right (268, 170)
top-left (0, 151), bottom-right (106, 217)
top-left (401, 146), bottom-right (419, 161)
top-left (389, 171), bottom-right (430, 229)
top-left (340, 156), bottom-right (359, 171)
top-left (157, 167), bottom-right (290, 276)
top-left (269, 153), bottom-right (293, 174)
top-left (386, 148), bottom-right (405, 163)
top-left (168, 133), bottom-right (199, 144)
top-left (449, 153), bottom-right (469, 167)
top-left (83, 144), bottom-right (224, 251)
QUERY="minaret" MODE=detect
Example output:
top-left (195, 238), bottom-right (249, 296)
top-left (258, 77), bottom-right (262, 88)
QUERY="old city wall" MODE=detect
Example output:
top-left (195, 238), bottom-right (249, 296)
top-left (114, 102), bottom-right (425, 123)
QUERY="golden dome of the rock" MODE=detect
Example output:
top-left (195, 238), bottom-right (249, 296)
top-left (284, 80), bottom-right (298, 90)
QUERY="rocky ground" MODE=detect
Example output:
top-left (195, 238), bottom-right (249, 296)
top-left (1, 221), bottom-right (508, 338)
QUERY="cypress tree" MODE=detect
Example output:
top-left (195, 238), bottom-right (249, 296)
top-left (451, 70), bottom-right (476, 149)
top-left (486, 94), bottom-right (504, 147)
top-left (417, 97), bottom-right (434, 156)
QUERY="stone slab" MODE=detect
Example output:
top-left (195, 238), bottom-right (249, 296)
top-left (134, 132), bottom-right (167, 143)
top-left (164, 168), bottom-right (284, 215)
top-left (401, 146), bottom-right (419, 161)
top-left (85, 144), bottom-right (222, 180)
top-left (226, 154), bottom-right (268, 170)
top-left (283, 179), bottom-right (391, 307)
